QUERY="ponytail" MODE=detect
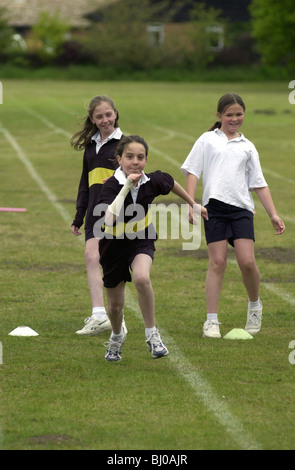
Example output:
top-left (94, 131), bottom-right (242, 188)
top-left (208, 121), bottom-right (221, 132)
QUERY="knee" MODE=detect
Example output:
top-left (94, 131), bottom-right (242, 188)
top-left (85, 246), bottom-right (99, 265)
top-left (133, 271), bottom-right (151, 291)
top-left (239, 257), bottom-right (257, 274)
top-left (108, 299), bottom-right (124, 316)
top-left (209, 256), bottom-right (227, 274)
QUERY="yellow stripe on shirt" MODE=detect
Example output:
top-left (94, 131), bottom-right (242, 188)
top-left (88, 168), bottom-right (115, 187)
top-left (104, 209), bottom-right (153, 238)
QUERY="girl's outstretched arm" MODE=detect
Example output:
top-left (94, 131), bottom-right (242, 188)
top-left (171, 180), bottom-right (208, 221)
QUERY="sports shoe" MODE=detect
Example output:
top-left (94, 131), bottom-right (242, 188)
top-left (203, 319), bottom-right (221, 338)
top-left (75, 315), bottom-right (111, 336)
top-left (104, 329), bottom-right (127, 362)
top-left (145, 328), bottom-right (169, 358)
top-left (245, 300), bottom-right (262, 336)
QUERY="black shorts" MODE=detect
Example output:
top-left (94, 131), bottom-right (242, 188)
top-left (100, 240), bottom-right (155, 288)
top-left (204, 199), bottom-right (255, 247)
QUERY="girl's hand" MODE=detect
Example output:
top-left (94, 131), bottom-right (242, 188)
top-left (201, 205), bottom-right (209, 221)
top-left (189, 204), bottom-right (209, 224)
top-left (127, 173), bottom-right (142, 186)
top-left (271, 215), bottom-right (285, 235)
top-left (72, 225), bottom-right (82, 236)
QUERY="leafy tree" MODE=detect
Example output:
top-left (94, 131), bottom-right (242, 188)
top-left (186, 1), bottom-right (224, 66)
top-left (0, 7), bottom-right (14, 54)
top-left (250, 0), bottom-right (295, 67)
top-left (30, 11), bottom-right (70, 62)
top-left (79, 0), bottom-right (224, 70)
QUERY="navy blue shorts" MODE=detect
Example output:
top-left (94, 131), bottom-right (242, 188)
top-left (100, 240), bottom-right (155, 288)
top-left (204, 199), bottom-right (255, 247)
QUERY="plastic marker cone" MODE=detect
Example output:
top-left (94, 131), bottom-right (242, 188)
top-left (9, 326), bottom-right (39, 337)
top-left (223, 328), bottom-right (253, 340)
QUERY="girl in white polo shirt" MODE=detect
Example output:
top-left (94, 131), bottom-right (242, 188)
top-left (181, 93), bottom-right (285, 338)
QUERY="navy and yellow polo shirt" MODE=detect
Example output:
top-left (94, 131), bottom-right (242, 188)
top-left (72, 129), bottom-right (123, 236)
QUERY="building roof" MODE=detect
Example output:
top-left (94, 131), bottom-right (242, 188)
top-left (0, 0), bottom-right (116, 28)
top-left (1, 0), bottom-right (251, 29)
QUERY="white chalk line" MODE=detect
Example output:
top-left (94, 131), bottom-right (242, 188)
top-left (228, 260), bottom-right (295, 307)
top-left (0, 114), bottom-right (263, 450)
top-left (125, 291), bottom-right (262, 450)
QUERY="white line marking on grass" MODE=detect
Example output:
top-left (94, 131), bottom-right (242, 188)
top-left (261, 283), bottom-right (295, 306)
top-left (1, 121), bottom-right (262, 450)
top-left (125, 291), bottom-right (262, 451)
top-left (20, 108), bottom-right (73, 139)
top-left (0, 124), bottom-right (73, 227)
top-left (263, 168), bottom-right (295, 187)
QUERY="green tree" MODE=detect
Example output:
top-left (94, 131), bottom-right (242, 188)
top-left (83, 0), bottom-right (179, 69)
top-left (31, 11), bottom-right (70, 62)
top-left (250, 0), bottom-right (295, 67)
top-left (0, 7), bottom-right (14, 55)
top-left (186, 1), bottom-right (224, 66)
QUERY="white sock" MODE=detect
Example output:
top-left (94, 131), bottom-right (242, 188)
top-left (111, 329), bottom-right (124, 341)
top-left (92, 307), bottom-right (107, 320)
top-left (145, 326), bottom-right (156, 337)
top-left (249, 299), bottom-right (261, 308)
top-left (207, 313), bottom-right (218, 321)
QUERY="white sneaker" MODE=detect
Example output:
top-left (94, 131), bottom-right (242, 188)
top-left (104, 329), bottom-right (127, 362)
top-left (245, 301), bottom-right (262, 336)
top-left (122, 318), bottom-right (128, 336)
top-left (145, 328), bottom-right (169, 358)
top-left (203, 319), bottom-right (221, 338)
top-left (75, 315), bottom-right (111, 336)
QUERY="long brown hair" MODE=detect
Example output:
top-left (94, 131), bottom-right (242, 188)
top-left (208, 93), bottom-right (246, 131)
top-left (70, 95), bottom-right (119, 151)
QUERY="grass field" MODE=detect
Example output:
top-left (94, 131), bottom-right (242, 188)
top-left (0, 79), bottom-right (294, 451)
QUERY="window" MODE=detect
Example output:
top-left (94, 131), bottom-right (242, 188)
top-left (147, 23), bottom-right (164, 47)
top-left (206, 25), bottom-right (224, 52)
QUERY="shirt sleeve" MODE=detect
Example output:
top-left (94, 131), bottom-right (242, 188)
top-left (247, 145), bottom-right (268, 191)
top-left (150, 171), bottom-right (175, 195)
top-left (72, 152), bottom-right (89, 228)
top-left (180, 135), bottom-right (205, 179)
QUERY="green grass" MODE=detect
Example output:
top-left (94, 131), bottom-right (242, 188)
top-left (0, 80), bottom-right (294, 450)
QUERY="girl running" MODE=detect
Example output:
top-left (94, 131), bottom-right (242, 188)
top-left (97, 135), bottom-right (208, 361)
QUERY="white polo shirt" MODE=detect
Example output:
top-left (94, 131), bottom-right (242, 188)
top-left (181, 129), bottom-right (267, 213)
